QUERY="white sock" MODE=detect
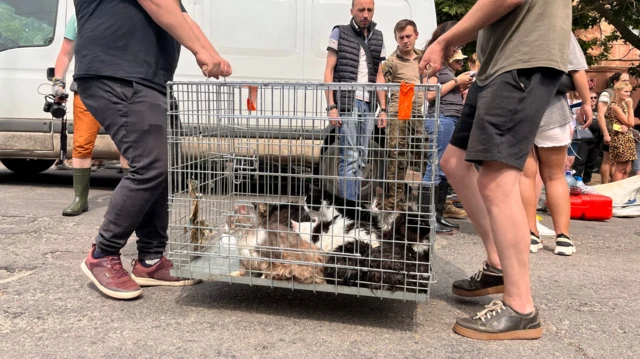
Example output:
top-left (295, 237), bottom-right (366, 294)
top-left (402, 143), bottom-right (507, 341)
top-left (143, 258), bottom-right (160, 266)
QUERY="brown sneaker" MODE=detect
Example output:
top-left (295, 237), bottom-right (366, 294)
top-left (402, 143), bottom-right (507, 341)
top-left (453, 300), bottom-right (542, 340)
top-left (131, 257), bottom-right (202, 287)
top-left (80, 244), bottom-right (142, 300)
top-left (444, 201), bottom-right (467, 219)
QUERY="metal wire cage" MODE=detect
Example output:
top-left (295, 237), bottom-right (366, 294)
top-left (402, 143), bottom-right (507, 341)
top-left (166, 81), bottom-right (441, 302)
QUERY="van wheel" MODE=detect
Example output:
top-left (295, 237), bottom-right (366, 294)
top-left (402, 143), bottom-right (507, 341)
top-left (1, 159), bottom-right (55, 175)
top-left (318, 141), bottom-right (385, 203)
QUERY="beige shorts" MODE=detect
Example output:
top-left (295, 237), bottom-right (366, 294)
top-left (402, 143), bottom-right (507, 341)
top-left (534, 122), bottom-right (572, 148)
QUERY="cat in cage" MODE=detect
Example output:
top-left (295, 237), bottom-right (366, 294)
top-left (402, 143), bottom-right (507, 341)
top-left (254, 201), bottom-right (311, 229)
top-left (306, 210), bottom-right (431, 292)
top-left (365, 210), bottom-right (431, 293)
top-left (295, 184), bottom-right (383, 251)
top-left (291, 185), bottom-right (431, 292)
top-left (224, 204), bottom-right (326, 284)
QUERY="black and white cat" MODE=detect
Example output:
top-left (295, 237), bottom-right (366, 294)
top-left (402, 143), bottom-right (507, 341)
top-left (291, 185), bottom-right (382, 251)
top-left (322, 211), bottom-right (432, 292)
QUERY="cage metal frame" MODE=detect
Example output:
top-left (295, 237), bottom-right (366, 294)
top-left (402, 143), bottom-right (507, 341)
top-left (166, 80), bottom-right (442, 302)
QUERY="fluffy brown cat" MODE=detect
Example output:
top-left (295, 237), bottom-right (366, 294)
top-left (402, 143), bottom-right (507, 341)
top-left (225, 204), bottom-right (326, 284)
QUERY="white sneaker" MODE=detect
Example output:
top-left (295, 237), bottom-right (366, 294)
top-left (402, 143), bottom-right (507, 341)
top-left (554, 234), bottom-right (576, 256)
top-left (530, 232), bottom-right (543, 253)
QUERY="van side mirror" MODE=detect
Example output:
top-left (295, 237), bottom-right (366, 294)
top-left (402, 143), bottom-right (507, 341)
top-left (46, 67), bottom-right (55, 81)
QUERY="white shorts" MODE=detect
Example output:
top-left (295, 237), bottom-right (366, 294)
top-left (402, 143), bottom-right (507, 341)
top-left (534, 122), bottom-right (572, 148)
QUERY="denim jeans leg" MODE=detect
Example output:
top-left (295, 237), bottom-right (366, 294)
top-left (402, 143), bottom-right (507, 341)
top-left (438, 115), bottom-right (458, 181)
top-left (338, 106), bottom-right (360, 201)
top-left (422, 114), bottom-right (457, 184)
top-left (423, 117), bottom-right (439, 184)
top-left (634, 142), bottom-right (640, 173)
top-left (357, 101), bottom-right (373, 199)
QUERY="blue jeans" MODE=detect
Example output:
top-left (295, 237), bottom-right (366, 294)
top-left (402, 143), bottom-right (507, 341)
top-left (423, 114), bottom-right (459, 184)
top-left (338, 99), bottom-right (374, 201)
top-left (633, 141), bottom-right (640, 172)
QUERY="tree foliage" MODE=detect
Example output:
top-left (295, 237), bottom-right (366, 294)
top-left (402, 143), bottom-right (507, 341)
top-left (434, 0), bottom-right (640, 79)
top-left (573, 0), bottom-right (640, 80)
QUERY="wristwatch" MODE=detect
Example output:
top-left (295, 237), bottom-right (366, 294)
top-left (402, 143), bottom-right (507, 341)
top-left (326, 104), bottom-right (337, 113)
top-left (379, 108), bottom-right (387, 113)
top-left (453, 78), bottom-right (459, 86)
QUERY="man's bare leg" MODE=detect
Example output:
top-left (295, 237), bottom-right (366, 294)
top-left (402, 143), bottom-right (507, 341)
top-left (477, 160), bottom-right (533, 314)
top-left (441, 145), bottom-right (500, 268)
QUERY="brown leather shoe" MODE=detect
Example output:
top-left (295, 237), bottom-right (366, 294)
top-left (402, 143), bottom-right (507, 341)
top-left (131, 257), bottom-right (202, 287)
top-left (453, 300), bottom-right (542, 340)
top-left (80, 244), bottom-right (142, 300)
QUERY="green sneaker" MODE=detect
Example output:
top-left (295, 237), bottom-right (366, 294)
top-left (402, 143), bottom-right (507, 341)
top-left (453, 300), bottom-right (542, 340)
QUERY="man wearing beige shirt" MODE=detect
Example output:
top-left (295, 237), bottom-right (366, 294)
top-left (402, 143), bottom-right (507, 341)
top-left (379, 19), bottom-right (425, 212)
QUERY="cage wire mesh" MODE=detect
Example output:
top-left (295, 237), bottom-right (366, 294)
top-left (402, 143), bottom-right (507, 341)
top-left (166, 81), bottom-right (441, 302)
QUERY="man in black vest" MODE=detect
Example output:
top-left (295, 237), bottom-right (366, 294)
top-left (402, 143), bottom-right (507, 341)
top-left (324, 0), bottom-right (387, 202)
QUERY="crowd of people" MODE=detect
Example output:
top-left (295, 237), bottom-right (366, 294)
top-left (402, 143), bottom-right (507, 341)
top-left (50, 0), bottom-right (637, 342)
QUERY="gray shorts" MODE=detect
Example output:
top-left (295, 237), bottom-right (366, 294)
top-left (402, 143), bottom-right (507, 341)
top-left (450, 68), bottom-right (564, 170)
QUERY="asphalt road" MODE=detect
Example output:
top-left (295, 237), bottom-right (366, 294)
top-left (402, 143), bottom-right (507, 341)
top-left (1, 165), bottom-right (639, 358)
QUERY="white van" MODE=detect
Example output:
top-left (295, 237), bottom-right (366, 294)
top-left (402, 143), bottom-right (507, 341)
top-left (0, 0), bottom-right (437, 175)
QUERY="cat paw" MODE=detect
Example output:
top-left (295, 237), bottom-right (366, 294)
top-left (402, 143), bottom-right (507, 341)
top-left (230, 270), bottom-right (246, 277)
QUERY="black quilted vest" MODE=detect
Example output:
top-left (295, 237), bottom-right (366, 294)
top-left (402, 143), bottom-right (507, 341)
top-left (332, 19), bottom-right (384, 112)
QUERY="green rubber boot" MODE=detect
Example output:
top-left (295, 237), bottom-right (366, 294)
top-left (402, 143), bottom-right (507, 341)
top-left (62, 168), bottom-right (91, 216)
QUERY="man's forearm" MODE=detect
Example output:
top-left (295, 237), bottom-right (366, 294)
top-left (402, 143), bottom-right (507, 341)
top-left (54, 39), bottom-right (75, 81)
top-left (324, 70), bottom-right (335, 105)
top-left (376, 70), bottom-right (386, 109)
top-left (597, 102), bottom-right (609, 137)
top-left (571, 70), bottom-right (591, 109)
top-left (137, 0), bottom-right (204, 55)
top-left (54, 55), bottom-right (72, 81)
top-left (184, 14), bottom-right (220, 57)
top-left (436, 0), bottom-right (525, 48)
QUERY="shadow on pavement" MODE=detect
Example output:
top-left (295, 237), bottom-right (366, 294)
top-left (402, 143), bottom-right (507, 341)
top-left (172, 254), bottom-right (489, 332)
top-left (175, 280), bottom-right (419, 332)
top-left (0, 167), bottom-right (123, 190)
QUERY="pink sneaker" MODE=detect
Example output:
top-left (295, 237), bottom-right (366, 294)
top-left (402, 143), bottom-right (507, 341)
top-left (130, 257), bottom-right (201, 287)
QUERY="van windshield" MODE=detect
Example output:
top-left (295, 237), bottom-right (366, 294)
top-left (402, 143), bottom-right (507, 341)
top-left (0, 0), bottom-right (57, 52)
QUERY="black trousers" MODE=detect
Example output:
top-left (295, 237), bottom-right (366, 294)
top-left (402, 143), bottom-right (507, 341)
top-left (572, 136), bottom-right (602, 184)
top-left (76, 77), bottom-right (169, 260)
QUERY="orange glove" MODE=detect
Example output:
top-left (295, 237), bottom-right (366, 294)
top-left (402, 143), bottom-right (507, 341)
top-left (398, 82), bottom-right (415, 120)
